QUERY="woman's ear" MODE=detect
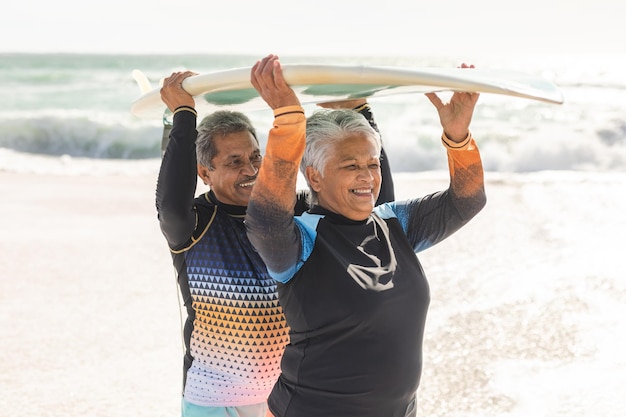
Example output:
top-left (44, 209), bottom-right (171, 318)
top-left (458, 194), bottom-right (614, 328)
top-left (305, 166), bottom-right (322, 192)
top-left (197, 164), bottom-right (212, 186)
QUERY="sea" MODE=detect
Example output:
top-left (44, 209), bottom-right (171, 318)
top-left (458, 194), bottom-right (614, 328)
top-left (1, 52), bottom-right (625, 174)
top-left (1, 53), bottom-right (625, 417)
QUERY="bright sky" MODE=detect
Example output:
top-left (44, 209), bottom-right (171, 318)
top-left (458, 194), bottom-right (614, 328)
top-left (3, 0), bottom-right (624, 57)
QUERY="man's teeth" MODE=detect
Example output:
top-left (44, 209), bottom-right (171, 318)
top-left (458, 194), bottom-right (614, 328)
top-left (239, 180), bottom-right (256, 188)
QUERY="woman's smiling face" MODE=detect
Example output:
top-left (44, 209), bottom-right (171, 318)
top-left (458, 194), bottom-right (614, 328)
top-left (306, 133), bottom-right (381, 221)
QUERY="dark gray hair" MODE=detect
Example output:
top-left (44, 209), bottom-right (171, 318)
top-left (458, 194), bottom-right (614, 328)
top-left (301, 109), bottom-right (381, 206)
top-left (196, 110), bottom-right (258, 168)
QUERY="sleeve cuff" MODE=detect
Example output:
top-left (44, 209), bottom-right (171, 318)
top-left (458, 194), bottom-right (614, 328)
top-left (442, 130), bottom-right (472, 151)
top-left (273, 105), bottom-right (305, 118)
top-left (172, 106), bottom-right (197, 117)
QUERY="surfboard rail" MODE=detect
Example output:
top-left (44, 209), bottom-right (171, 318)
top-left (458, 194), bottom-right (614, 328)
top-left (130, 64), bottom-right (564, 118)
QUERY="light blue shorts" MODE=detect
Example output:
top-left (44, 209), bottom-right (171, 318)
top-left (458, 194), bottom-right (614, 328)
top-left (181, 399), bottom-right (268, 417)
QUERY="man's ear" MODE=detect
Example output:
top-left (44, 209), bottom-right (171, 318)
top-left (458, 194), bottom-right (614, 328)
top-left (197, 164), bottom-right (212, 186)
top-left (305, 166), bottom-right (322, 192)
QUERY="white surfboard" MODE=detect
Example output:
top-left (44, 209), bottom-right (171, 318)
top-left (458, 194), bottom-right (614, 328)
top-left (130, 64), bottom-right (564, 118)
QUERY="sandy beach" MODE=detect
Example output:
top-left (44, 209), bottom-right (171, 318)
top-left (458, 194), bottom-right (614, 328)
top-left (0, 168), bottom-right (184, 416)
top-left (2, 167), bottom-right (625, 417)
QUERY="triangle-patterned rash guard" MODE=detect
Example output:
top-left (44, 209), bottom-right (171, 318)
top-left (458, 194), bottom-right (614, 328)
top-left (156, 109), bottom-right (288, 406)
top-left (155, 105), bottom-right (394, 408)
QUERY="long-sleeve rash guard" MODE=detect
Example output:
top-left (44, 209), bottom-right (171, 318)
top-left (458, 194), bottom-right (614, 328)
top-left (155, 105), bottom-right (394, 407)
top-left (245, 107), bottom-right (486, 417)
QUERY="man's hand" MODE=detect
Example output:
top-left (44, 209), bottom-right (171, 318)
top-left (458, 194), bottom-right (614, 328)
top-left (316, 98), bottom-right (367, 109)
top-left (160, 71), bottom-right (197, 112)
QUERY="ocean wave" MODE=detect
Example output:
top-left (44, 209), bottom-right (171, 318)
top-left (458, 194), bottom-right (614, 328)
top-left (1, 110), bottom-right (625, 174)
top-left (0, 114), bottom-right (162, 159)
top-left (2, 53), bottom-right (625, 173)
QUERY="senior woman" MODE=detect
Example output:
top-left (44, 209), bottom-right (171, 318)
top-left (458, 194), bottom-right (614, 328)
top-left (246, 54), bottom-right (486, 417)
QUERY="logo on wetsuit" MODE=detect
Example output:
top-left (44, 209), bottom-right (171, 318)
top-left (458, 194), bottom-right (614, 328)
top-left (346, 216), bottom-right (397, 292)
